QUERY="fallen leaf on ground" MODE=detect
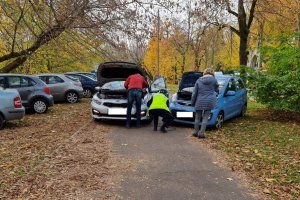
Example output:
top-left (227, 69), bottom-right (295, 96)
top-left (266, 178), bottom-right (276, 182)
top-left (263, 188), bottom-right (271, 194)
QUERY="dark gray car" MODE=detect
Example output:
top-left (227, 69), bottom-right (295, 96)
top-left (0, 74), bottom-right (54, 113)
top-left (37, 74), bottom-right (83, 103)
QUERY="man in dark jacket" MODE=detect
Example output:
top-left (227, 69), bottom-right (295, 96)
top-left (124, 73), bottom-right (149, 128)
top-left (191, 68), bottom-right (219, 138)
top-left (147, 89), bottom-right (174, 133)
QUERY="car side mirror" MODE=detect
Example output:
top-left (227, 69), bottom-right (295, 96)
top-left (95, 86), bottom-right (101, 92)
top-left (225, 90), bottom-right (236, 96)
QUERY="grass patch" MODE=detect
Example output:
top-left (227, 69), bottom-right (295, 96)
top-left (208, 101), bottom-right (300, 199)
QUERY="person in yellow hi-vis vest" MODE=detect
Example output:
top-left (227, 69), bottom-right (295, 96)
top-left (147, 89), bottom-right (174, 133)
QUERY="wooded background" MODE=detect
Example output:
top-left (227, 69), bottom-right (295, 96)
top-left (0, 0), bottom-right (299, 110)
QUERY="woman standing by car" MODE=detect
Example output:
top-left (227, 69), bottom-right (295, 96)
top-left (191, 68), bottom-right (219, 138)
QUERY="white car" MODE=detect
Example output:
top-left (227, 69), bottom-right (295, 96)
top-left (91, 61), bottom-right (166, 121)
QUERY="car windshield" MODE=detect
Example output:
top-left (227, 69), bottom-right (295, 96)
top-left (102, 81), bottom-right (125, 90)
top-left (65, 75), bottom-right (80, 82)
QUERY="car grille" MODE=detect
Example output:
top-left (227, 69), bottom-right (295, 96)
top-left (177, 101), bottom-right (192, 106)
top-left (103, 102), bottom-right (127, 108)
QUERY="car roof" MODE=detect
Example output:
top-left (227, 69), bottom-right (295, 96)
top-left (0, 74), bottom-right (36, 78)
top-left (37, 73), bottom-right (65, 76)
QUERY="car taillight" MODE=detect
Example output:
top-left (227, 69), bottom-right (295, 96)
top-left (14, 97), bottom-right (22, 108)
top-left (44, 86), bottom-right (51, 94)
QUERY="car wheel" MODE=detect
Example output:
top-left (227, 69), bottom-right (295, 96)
top-left (83, 88), bottom-right (93, 98)
top-left (0, 114), bottom-right (4, 129)
top-left (66, 92), bottom-right (79, 103)
top-left (239, 104), bottom-right (247, 117)
top-left (215, 112), bottom-right (224, 129)
top-left (32, 99), bottom-right (48, 114)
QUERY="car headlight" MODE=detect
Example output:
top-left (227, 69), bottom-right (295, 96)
top-left (171, 93), bottom-right (178, 102)
top-left (92, 98), bottom-right (102, 105)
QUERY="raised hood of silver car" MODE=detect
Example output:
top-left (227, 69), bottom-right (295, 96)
top-left (97, 61), bottom-right (152, 86)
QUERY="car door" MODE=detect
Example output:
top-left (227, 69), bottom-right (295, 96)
top-left (7, 76), bottom-right (34, 107)
top-left (46, 76), bottom-right (66, 101)
top-left (222, 78), bottom-right (239, 119)
top-left (150, 77), bottom-right (167, 94)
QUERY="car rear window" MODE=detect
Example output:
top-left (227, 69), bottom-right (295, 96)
top-left (65, 75), bottom-right (80, 82)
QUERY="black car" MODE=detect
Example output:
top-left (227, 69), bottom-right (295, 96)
top-left (65, 73), bottom-right (99, 98)
top-left (0, 74), bottom-right (54, 113)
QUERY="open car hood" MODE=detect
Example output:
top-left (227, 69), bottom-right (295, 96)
top-left (97, 61), bottom-right (152, 86)
top-left (179, 72), bottom-right (203, 91)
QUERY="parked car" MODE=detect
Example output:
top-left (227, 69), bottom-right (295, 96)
top-left (0, 74), bottom-right (54, 113)
top-left (37, 74), bottom-right (84, 103)
top-left (91, 61), bottom-right (166, 122)
top-left (65, 72), bottom-right (99, 98)
top-left (0, 87), bottom-right (25, 129)
top-left (170, 74), bottom-right (247, 129)
top-left (77, 72), bottom-right (97, 80)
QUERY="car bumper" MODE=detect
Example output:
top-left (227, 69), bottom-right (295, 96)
top-left (170, 102), bottom-right (217, 126)
top-left (4, 106), bottom-right (25, 121)
top-left (48, 95), bottom-right (54, 107)
top-left (90, 99), bottom-right (149, 121)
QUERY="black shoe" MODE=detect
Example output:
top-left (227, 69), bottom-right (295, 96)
top-left (126, 124), bottom-right (130, 129)
top-left (198, 132), bottom-right (205, 138)
top-left (160, 127), bottom-right (167, 133)
top-left (153, 128), bottom-right (157, 131)
top-left (192, 133), bottom-right (198, 137)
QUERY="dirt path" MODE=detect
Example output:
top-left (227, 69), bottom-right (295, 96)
top-left (107, 122), bottom-right (259, 200)
top-left (1, 100), bottom-right (261, 199)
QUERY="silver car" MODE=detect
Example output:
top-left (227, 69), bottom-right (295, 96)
top-left (91, 61), bottom-right (166, 121)
top-left (0, 87), bottom-right (25, 129)
top-left (37, 74), bottom-right (84, 103)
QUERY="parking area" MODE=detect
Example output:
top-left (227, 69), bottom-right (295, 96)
top-left (0, 99), bottom-right (118, 198)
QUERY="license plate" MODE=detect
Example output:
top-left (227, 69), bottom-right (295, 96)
top-left (108, 108), bottom-right (127, 115)
top-left (176, 112), bottom-right (193, 118)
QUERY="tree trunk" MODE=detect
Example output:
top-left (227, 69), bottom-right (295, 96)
top-left (298, 0), bottom-right (300, 48)
top-left (0, 25), bottom-right (65, 72)
top-left (0, 57), bottom-right (28, 73)
top-left (239, 33), bottom-right (248, 66)
top-left (181, 55), bottom-right (186, 75)
top-left (194, 56), bottom-right (201, 71)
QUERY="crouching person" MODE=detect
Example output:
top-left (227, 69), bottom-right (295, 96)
top-left (147, 89), bottom-right (174, 133)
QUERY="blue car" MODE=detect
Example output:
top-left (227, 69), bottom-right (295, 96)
top-left (65, 73), bottom-right (99, 98)
top-left (170, 74), bottom-right (247, 129)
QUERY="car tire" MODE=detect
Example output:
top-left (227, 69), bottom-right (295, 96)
top-left (0, 114), bottom-right (4, 129)
top-left (83, 88), bottom-right (93, 98)
top-left (65, 91), bottom-right (79, 103)
top-left (239, 104), bottom-right (247, 117)
top-left (31, 99), bottom-right (48, 114)
top-left (215, 112), bottom-right (224, 129)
